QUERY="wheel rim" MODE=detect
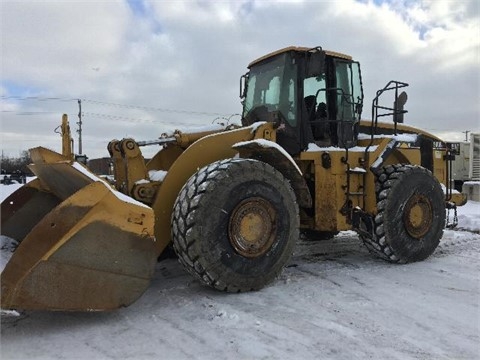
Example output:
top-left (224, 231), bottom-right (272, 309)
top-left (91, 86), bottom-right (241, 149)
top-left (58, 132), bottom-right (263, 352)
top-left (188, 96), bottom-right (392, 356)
top-left (403, 193), bottom-right (433, 239)
top-left (228, 197), bottom-right (277, 258)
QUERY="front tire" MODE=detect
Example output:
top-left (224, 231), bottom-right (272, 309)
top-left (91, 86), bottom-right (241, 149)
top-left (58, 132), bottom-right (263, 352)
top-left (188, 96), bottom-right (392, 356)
top-left (171, 158), bottom-right (299, 292)
top-left (361, 164), bottom-right (445, 263)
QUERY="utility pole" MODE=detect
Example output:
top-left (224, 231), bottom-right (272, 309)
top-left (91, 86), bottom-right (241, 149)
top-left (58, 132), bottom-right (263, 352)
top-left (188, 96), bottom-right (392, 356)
top-left (77, 99), bottom-right (83, 154)
top-left (462, 130), bottom-right (470, 142)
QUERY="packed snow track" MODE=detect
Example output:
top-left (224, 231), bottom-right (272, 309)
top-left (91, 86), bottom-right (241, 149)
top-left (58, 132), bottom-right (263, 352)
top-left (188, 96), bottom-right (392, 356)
top-left (1, 226), bottom-right (479, 359)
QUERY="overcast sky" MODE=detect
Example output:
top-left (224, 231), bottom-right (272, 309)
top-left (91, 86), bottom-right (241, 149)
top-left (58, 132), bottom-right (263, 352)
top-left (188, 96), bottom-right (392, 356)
top-left (1, 0), bottom-right (479, 159)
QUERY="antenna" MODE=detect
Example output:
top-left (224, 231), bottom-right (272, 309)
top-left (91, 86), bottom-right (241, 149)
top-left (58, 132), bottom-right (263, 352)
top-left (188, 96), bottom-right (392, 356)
top-left (462, 130), bottom-right (470, 142)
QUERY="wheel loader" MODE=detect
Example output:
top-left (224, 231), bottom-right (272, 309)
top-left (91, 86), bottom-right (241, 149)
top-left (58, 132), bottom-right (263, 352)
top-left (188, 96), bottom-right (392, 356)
top-left (1, 46), bottom-right (467, 311)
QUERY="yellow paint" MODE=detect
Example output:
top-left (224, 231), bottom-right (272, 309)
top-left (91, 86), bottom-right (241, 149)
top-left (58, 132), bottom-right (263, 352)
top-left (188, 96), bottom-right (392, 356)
top-left (151, 124), bottom-right (272, 255)
top-left (248, 46), bottom-right (352, 68)
top-left (240, 213), bottom-right (264, 243)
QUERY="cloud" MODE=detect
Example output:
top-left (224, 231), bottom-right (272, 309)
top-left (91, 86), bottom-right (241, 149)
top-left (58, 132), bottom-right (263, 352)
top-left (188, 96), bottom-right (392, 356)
top-left (1, 0), bottom-right (478, 158)
top-left (2, 1), bottom-right (130, 93)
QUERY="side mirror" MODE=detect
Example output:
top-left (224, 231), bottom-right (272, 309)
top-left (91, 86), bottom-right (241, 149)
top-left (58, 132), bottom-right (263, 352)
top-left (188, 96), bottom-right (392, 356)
top-left (239, 73), bottom-right (248, 99)
top-left (306, 50), bottom-right (326, 77)
top-left (394, 91), bottom-right (408, 123)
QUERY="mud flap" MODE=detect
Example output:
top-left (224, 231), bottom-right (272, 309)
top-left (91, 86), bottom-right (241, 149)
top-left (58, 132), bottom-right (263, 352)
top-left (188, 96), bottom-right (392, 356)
top-left (1, 148), bottom-right (157, 311)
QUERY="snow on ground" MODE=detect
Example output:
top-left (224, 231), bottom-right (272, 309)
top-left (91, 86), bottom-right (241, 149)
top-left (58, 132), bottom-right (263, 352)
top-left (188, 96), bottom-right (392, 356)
top-left (1, 183), bottom-right (479, 360)
top-left (457, 200), bottom-right (480, 233)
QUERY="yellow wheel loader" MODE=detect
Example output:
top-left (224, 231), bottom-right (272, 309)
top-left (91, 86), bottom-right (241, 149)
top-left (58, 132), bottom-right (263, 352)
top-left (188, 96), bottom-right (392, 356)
top-left (1, 46), bottom-right (466, 311)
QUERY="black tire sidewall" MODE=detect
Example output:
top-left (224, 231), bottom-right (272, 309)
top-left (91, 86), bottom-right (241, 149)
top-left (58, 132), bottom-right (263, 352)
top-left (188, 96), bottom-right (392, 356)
top-left (383, 167), bottom-right (445, 262)
top-left (179, 159), bottom-right (298, 290)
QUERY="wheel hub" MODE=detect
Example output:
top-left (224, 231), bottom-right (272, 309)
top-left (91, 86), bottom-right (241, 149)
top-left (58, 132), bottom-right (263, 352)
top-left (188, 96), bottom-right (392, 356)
top-left (228, 197), bottom-right (277, 258)
top-left (403, 194), bottom-right (433, 239)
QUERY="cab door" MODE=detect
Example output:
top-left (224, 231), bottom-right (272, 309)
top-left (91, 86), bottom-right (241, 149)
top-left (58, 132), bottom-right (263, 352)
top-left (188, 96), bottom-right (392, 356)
top-left (333, 60), bottom-right (363, 148)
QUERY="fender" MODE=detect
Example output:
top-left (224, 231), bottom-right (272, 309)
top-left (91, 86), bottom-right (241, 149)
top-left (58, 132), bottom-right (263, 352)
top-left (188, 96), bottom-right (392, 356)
top-left (151, 123), bottom-right (274, 255)
top-left (233, 139), bottom-right (312, 209)
top-left (359, 120), bottom-right (444, 142)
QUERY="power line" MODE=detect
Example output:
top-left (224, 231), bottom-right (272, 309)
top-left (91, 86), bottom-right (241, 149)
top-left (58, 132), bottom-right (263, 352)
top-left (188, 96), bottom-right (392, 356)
top-left (1, 138), bottom-right (58, 142)
top-left (0, 111), bottom-right (67, 115)
top-left (81, 99), bottom-right (232, 117)
top-left (1, 95), bottom-right (77, 102)
top-left (83, 112), bottom-right (241, 125)
top-left (1, 109), bottom-right (239, 125)
top-left (2, 95), bottom-right (234, 117)
top-left (83, 112), bottom-right (162, 123)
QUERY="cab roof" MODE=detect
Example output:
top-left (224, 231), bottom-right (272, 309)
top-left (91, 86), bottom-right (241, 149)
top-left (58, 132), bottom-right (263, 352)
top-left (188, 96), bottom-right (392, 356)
top-left (248, 46), bottom-right (353, 68)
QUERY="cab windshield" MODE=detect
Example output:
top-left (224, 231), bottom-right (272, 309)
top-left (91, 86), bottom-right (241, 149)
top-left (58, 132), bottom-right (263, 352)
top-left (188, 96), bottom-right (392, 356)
top-left (242, 54), bottom-right (297, 127)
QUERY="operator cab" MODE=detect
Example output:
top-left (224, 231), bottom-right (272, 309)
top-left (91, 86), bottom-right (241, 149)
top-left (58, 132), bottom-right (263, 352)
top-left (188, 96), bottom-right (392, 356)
top-left (240, 46), bottom-right (364, 155)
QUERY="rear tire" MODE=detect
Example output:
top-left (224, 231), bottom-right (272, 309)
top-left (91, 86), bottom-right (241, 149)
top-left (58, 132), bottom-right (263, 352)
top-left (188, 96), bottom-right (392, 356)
top-left (361, 164), bottom-right (445, 263)
top-left (171, 158), bottom-right (299, 292)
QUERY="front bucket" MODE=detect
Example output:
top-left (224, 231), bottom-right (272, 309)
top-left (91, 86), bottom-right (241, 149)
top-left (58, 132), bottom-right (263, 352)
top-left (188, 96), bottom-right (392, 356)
top-left (1, 148), bottom-right (157, 311)
top-left (1, 178), bottom-right (61, 243)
